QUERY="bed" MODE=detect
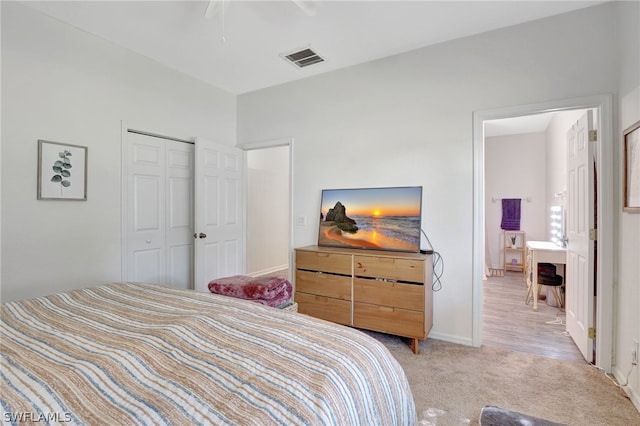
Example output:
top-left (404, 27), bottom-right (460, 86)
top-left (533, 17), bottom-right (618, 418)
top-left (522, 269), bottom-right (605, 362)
top-left (1, 282), bottom-right (416, 425)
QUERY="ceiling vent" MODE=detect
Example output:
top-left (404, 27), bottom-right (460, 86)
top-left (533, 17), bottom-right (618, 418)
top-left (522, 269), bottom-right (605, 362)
top-left (281, 47), bottom-right (324, 68)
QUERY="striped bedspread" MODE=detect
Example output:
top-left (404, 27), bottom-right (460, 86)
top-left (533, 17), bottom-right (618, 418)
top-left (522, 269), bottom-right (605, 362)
top-left (1, 283), bottom-right (416, 425)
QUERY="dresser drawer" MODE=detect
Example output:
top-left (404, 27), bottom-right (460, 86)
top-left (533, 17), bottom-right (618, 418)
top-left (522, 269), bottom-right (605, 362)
top-left (353, 278), bottom-right (424, 311)
top-left (354, 256), bottom-right (424, 283)
top-left (296, 292), bottom-right (351, 325)
top-left (354, 302), bottom-right (424, 338)
top-left (296, 250), bottom-right (352, 275)
top-left (296, 270), bottom-right (351, 300)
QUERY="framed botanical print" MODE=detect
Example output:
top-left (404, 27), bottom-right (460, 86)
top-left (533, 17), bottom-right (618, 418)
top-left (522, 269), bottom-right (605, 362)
top-left (37, 140), bottom-right (88, 201)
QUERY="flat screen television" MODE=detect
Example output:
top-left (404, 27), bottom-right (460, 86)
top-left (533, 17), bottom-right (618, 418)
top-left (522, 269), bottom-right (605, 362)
top-left (318, 186), bottom-right (423, 253)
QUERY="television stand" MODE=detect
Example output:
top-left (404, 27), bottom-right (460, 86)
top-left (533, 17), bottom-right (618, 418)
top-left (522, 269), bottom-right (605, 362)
top-left (294, 245), bottom-right (433, 354)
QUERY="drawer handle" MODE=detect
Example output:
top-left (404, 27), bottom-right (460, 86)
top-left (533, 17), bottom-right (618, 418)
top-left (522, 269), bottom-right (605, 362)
top-left (379, 306), bottom-right (394, 312)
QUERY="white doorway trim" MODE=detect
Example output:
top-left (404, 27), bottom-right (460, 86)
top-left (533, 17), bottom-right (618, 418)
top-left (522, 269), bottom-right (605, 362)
top-left (238, 137), bottom-right (295, 278)
top-left (472, 94), bottom-right (613, 372)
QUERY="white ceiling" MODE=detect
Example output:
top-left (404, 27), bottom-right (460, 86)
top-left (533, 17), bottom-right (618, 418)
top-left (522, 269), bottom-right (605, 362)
top-left (24, 0), bottom-right (607, 95)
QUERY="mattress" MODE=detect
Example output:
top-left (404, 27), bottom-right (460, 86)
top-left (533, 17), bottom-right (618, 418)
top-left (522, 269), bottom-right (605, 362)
top-left (1, 282), bottom-right (416, 425)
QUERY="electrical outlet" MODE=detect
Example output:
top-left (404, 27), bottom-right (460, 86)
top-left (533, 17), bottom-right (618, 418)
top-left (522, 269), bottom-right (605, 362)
top-left (295, 216), bottom-right (307, 226)
top-left (632, 340), bottom-right (639, 366)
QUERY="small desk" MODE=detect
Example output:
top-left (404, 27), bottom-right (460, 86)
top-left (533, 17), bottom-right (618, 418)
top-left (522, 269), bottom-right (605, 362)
top-left (526, 241), bottom-right (566, 310)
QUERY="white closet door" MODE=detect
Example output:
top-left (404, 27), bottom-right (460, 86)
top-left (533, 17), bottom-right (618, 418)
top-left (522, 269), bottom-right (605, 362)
top-left (125, 132), bottom-right (194, 289)
top-left (126, 133), bottom-right (166, 284)
top-left (194, 137), bottom-right (245, 291)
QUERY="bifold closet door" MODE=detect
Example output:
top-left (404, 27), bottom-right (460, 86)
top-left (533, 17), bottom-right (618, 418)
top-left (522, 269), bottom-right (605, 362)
top-left (124, 132), bottom-right (194, 289)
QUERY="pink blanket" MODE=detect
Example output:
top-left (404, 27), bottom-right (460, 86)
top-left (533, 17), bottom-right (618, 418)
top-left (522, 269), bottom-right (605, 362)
top-left (208, 275), bottom-right (292, 308)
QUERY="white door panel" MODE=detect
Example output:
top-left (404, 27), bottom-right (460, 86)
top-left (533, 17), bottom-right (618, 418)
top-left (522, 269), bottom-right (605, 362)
top-left (133, 175), bottom-right (162, 231)
top-left (204, 176), bottom-right (219, 226)
top-left (132, 142), bottom-right (162, 165)
top-left (204, 242), bottom-right (220, 287)
top-left (165, 142), bottom-right (194, 289)
top-left (125, 132), bottom-right (194, 289)
top-left (168, 244), bottom-right (193, 288)
top-left (126, 134), bottom-right (165, 285)
top-left (223, 178), bottom-right (238, 224)
top-left (194, 138), bottom-right (244, 291)
top-left (566, 111), bottom-right (595, 363)
top-left (224, 240), bottom-right (240, 276)
top-left (168, 178), bottom-right (192, 228)
top-left (133, 248), bottom-right (162, 283)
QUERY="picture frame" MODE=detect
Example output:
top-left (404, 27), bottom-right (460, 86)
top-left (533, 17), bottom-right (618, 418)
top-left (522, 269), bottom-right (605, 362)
top-left (37, 140), bottom-right (88, 201)
top-left (623, 120), bottom-right (640, 213)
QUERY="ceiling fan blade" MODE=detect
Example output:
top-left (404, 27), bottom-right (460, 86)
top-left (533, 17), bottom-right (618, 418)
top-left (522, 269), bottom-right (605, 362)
top-left (291, 0), bottom-right (322, 17)
top-left (204, 0), bottom-right (224, 19)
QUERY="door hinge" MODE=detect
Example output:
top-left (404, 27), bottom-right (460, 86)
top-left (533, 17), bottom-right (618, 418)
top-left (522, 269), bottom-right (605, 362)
top-left (589, 327), bottom-right (596, 339)
top-left (589, 228), bottom-right (598, 241)
top-left (589, 130), bottom-right (597, 142)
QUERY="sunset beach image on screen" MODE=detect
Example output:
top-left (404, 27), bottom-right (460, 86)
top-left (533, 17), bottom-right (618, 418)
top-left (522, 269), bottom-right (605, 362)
top-left (318, 186), bottom-right (423, 252)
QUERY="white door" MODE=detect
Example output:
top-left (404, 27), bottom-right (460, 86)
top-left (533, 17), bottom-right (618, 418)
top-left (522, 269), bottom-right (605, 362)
top-left (125, 132), bottom-right (194, 289)
top-left (565, 110), bottom-right (595, 362)
top-left (194, 137), bottom-right (245, 291)
top-left (165, 142), bottom-right (195, 288)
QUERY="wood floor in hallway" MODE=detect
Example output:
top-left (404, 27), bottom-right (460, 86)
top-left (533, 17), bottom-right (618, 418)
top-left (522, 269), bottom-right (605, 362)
top-left (483, 271), bottom-right (584, 363)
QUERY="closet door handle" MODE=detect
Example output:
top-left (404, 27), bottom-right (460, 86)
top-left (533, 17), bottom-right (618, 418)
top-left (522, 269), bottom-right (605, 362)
top-left (193, 232), bottom-right (207, 239)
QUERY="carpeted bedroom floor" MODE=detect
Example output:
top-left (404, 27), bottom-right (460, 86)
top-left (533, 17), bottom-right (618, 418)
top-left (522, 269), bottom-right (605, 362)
top-left (365, 331), bottom-right (640, 426)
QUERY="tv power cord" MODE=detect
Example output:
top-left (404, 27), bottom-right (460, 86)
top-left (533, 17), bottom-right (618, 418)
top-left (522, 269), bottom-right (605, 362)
top-left (421, 229), bottom-right (443, 292)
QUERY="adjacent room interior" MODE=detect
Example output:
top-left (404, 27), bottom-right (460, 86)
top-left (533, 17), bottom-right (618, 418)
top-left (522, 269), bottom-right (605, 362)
top-left (482, 109), bottom-right (592, 363)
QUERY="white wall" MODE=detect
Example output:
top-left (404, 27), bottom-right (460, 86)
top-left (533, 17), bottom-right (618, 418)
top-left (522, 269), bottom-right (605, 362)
top-left (617, 85), bottom-right (640, 410)
top-left (614, 0), bottom-right (640, 409)
top-left (485, 133), bottom-right (546, 269)
top-left (1, 3), bottom-right (236, 302)
top-left (237, 3), bottom-right (622, 344)
top-left (246, 146), bottom-right (290, 275)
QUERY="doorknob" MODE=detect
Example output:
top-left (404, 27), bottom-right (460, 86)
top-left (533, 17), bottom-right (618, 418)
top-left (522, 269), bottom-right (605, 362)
top-left (199, 233), bottom-right (207, 239)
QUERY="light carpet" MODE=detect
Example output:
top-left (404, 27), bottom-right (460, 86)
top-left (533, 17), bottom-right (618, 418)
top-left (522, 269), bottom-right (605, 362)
top-left (364, 331), bottom-right (640, 426)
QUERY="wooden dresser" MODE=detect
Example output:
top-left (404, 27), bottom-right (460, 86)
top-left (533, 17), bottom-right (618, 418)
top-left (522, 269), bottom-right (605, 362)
top-left (294, 245), bottom-right (433, 353)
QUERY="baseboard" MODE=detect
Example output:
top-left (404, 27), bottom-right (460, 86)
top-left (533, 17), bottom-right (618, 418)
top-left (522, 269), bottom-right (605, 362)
top-left (626, 386), bottom-right (640, 414)
top-left (427, 331), bottom-right (474, 347)
top-left (613, 365), bottom-right (640, 413)
top-left (249, 264), bottom-right (289, 277)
